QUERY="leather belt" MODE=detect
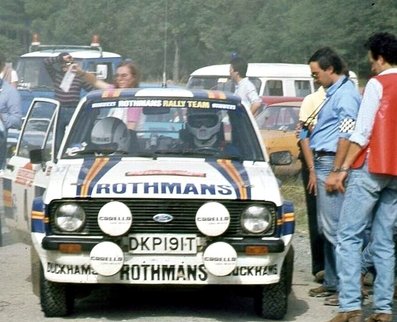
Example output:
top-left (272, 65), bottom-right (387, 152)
top-left (314, 150), bottom-right (336, 157)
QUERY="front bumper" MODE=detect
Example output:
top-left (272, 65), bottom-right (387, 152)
top-left (38, 235), bottom-right (290, 285)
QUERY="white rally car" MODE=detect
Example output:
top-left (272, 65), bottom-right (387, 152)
top-left (1, 87), bottom-right (295, 320)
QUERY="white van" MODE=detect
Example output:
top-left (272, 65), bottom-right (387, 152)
top-left (186, 63), bottom-right (359, 98)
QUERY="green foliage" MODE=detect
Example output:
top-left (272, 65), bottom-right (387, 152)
top-left (1, 0), bottom-right (396, 82)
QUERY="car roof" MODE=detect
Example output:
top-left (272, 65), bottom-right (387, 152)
top-left (262, 96), bottom-right (303, 106)
top-left (190, 63), bottom-right (311, 78)
top-left (266, 101), bottom-right (303, 107)
top-left (85, 87), bottom-right (243, 106)
top-left (21, 51), bottom-right (121, 59)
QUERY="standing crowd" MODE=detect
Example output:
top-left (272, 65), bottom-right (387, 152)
top-left (297, 32), bottom-right (397, 322)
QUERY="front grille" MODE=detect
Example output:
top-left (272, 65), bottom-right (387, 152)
top-left (48, 199), bottom-right (276, 236)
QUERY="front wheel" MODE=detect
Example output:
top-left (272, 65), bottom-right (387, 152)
top-left (254, 246), bottom-right (294, 320)
top-left (40, 264), bottom-right (74, 317)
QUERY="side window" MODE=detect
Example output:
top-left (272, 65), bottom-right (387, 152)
top-left (263, 80), bottom-right (283, 96)
top-left (295, 80), bottom-right (312, 97)
top-left (17, 100), bottom-right (58, 159)
top-left (248, 77), bottom-right (261, 94)
top-left (186, 77), bottom-right (235, 92)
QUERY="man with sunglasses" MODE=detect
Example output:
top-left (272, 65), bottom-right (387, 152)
top-left (303, 47), bottom-right (361, 307)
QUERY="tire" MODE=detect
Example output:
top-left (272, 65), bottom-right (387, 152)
top-left (254, 246), bottom-right (294, 320)
top-left (284, 246), bottom-right (294, 295)
top-left (40, 264), bottom-right (74, 317)
top-left (30, 247), bottom-right (40, 297)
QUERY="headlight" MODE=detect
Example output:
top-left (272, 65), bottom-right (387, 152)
top-left (54, 203), bottom-right (86, 232)
top-left (241, 205), bottom-right (272, 234)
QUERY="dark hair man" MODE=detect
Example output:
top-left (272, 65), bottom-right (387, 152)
top-left (303, 47), bottom-right (361, 307)
top-left (229, 57), bottom-right (262, 115)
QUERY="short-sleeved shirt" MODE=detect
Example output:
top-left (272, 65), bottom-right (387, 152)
top-left (234, 77), bottom-right (261, 110)
top-left (299, 86), bottom-right (326, 125)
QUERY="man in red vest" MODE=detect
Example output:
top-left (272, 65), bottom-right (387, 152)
top-left (328, 32), bottom-right (397, 322)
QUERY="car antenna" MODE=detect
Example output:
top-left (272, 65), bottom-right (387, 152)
top-left (162, 0), bottom-right (168, 88)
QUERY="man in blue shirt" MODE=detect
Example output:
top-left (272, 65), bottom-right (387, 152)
top-left (303, 47), bottom-right (361, 306)
top-left (0, 58), bottom-right (22, 169)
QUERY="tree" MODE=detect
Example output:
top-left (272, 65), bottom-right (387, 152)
top-left (1, 0), bottom-right (396, 82)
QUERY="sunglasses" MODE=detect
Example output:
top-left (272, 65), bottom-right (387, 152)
top-left (311, 72), bottom-right (319, 79)
top-left (188, 115), bottom-right (218, 128)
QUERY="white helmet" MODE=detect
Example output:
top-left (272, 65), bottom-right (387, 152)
top-left (91, 117), bottom-right (130, 152)
top-left (187, 109), bottom-right (222, 147)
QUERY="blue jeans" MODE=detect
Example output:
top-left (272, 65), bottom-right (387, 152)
top-left (0, 127), bottom-right (7, 169)
top-left (337, 162), bottom-right (397, 313)
top-left (315, 155), bottom-right (345, 291)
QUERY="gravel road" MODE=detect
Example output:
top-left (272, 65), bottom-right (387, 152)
top-left (0, 225), bottom-right (396, 321)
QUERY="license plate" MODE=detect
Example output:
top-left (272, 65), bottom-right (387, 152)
top-left (128, 234), bottom-right (197, 254)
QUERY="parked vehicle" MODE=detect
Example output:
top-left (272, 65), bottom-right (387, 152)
top-left (16, 34), bottom-right (122, 115)
top-left (2, 87), bottom-right (295, 320)
top-left (187, 63), bottom-right (315, 98)
top-left (6, 35), bottom-right (123, 159)
top-left (187, 63), bottom-right (359, 99)
top-left (255, 100), bottom-right (303, 176)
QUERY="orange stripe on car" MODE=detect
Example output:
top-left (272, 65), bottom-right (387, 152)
top-left (80, 158), bottom-right (110, 197)
top-left (217, 159), bottom-right (247, 199)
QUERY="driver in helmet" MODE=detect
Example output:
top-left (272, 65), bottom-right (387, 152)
top-left (90, 117), bottom-right (130, 154)
top-left (186, 109), bottom-right (223, 149)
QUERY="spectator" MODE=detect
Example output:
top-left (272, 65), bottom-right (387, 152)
top-left (44, 52), bottom-right (94, 107)
top-left (329, 32), bottom-right (397, 322)
top-left (0, 61), bottom-right (18, 88)
top-left (0, 54), bottom-right (22, 169)
top-left (302, 47), bottom-right (361, 306)
top-left (76, 60), bottom-right (141, 129)
top-left (229, 57), bottom-right (262, 115)
top-left (297, 85), bottom-right (326, 282)
top-left (44, 52), bottom-right (95, 151)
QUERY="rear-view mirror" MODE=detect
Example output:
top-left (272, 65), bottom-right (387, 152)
top-left (96, 64), bottom-right (108, 80)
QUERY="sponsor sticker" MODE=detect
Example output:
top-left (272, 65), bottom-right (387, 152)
top-left (90, 241), bottom-right (124, 276)
top-left (203, 242), bottom-right (237, 276)
top-left (195, 202), bottom-right (230, 236)
top-left (98, 201), bottom-right (132, 236)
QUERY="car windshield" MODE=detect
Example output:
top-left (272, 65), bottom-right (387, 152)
top-left (256, 105), bottom-right (299, 131)
top-left (16, 57), bottom-right (54, 90)
top-left (62, 96), bottom-right (264, 161)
